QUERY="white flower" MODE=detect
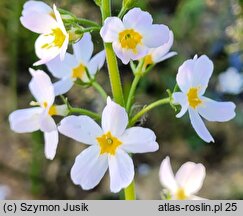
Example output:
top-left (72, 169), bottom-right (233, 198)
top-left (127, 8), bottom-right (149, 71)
top-left (217, 67), bottom-right (243, 94)
top-left (46, 33), bottom-right (106, 95)
top-left (100, 7), bottom-right (170, 64)
top-left (159, 156), bottom-right (206, 200)
top-left (0, 185), bottom-right (10, 200)
top-left (143, 30), bottom-right (177, 68)
top-left (20, 1), bottom-right (69, 66)
top-left (9, 69), bottom-right (67, 159)
top-left (172, 55), bottom-right (236, 143)
top-left (58, 97), bottom-right (159, 192)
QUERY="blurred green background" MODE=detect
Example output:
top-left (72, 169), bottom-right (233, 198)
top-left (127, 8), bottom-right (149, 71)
top-left (1, 0), bottom-right (243, 199)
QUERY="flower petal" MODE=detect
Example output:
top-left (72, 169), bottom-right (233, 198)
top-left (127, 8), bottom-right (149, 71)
top-left (159, 156), bottom-right (178, 193)
top-left (192, 55), bottom-right (214, 95)
top-left (188, 108), bottom-right (214, 143)
top-left (34, 34), bottom-right (61, 66)
top-left (112, 41), bottom-right (148, 64)
top-left (23, 1), bottom-right (52, 13)
top-left (58, 115), bottom-right (103, 145)
top-left (46, 53), bottom-right (77, 79)
top-left (20, 11), bottom-right (57, 34)
top-left (59, 35), bottom-right (69, 61)
top-left (142, 24), bottom-right (170, 48)
top-left (123, 8), bottom-right (152, 29)
top-left (71, 145), bottom-right (108, 190)
top-left (150, 30), bottom-right (175, 62)
top-left (112, 41), bottom-right (131, 64)
top-left (39, 112), bottom-right (56, 132)
top-left (53, 4), bottom-right (67, 35)
top-left (172, 92), bottom-right (189, 118)
top-left (9, 107), bottom-right (42, 133)
top-left (44, 129), bottom-right (58, 160)
top-left (127, 44), bottom-right (148, 61)
top-left (73, 33), bottom-right (93, 64)
top-left (120, 127), bottom-right (159, 153)
top-left (108, 149), bottom-right (134, 193)
top-left (175, 162), bottom-right (206, 195)
top-left (102, 97), bottom-right (128, 137)
top-left (176, 58), bottom-right (197, 93)
top-left (198, 97), bottom-right (236, 122)
top-left (100, 17), bottom-right (124, 42)
top-left (53, 78), bottom-right (74, 96)
top-left (87, 50), bottom-right (106, 76)
top-left (156, 51), bottom-right (177, 62)
top-left (29, 69), bottom-right (55, 106)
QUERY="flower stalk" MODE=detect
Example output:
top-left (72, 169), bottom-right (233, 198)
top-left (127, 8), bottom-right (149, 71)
top-left (91, 80), bottom-right (108, 101)
top-left (68, 107), bottom-right (101, 120)
top-left (129, 97), bottom-right (171, 126)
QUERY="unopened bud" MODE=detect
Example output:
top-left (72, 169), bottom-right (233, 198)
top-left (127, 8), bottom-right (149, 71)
top-left (68, 26), bottom-right (83, 43)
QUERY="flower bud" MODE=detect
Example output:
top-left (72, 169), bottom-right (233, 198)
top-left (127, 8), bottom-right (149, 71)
top-left (68, 26), bottom-right (83, 43)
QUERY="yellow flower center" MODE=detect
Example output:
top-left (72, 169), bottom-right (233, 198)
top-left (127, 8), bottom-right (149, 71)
top-left (42, 28), bottom-right (65, 49)
top-left (144, 54), bottom-right (153, 67)
top-left (187, 87), bottom-right (202, 109)
top-left (48, 105), bottom-right (57, 116)
top-left (72, 63), bottom-right (86, 80)
top-left (119, 29), bottom-right (142, 53)
top-left (96, 131), bottom-right (122, 155)
top-left (176, 188), bottom-right (187, 200)
top-left (42, 102), bottom-right (57, 116)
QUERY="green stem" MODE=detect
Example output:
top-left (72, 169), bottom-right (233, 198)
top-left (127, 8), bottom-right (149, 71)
top-left (69, 107), bottom-right (101, 120)
top-left (118, 6), bottom-right (128, 18)
top-left (59, 9), bottom-right (100, 27)
top-left (101, 0), bottom-right (111, 21)
top-left (129, 97), bottom-right (170, 126)
top-left (101, 0), bottom-right (125, 106)
top-left (143, 64), bottom-right (155, 76)
top-left (124, 180), bottom-right (136, 200)
top-left (126, 59), bottom-right (145, 114)
top-left (91, 81), bottom-right (108, 101)
top-left (75, 18), bottom-right (100, 27)
top-left (75, 26), bottom-right (101, 35)
top-left (126, 74), bottom-right (141, 113)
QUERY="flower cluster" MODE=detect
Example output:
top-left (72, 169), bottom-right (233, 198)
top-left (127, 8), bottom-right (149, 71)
top-left (8, 1), bottom-right (237, 199)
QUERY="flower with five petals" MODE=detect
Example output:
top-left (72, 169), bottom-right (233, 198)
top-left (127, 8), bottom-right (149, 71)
top-left (58, 97), bottom-right (159, 192)
top-left (20, 1), bottom-right (69, 66)
top-left (46, 33), bottom-right (106, 95)
top-left (172, 55), bottom-right (236, 142)
top-left (100, 7), bottom-right (170, 64)
top-left (9, 69), bottom-right (67, 159)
